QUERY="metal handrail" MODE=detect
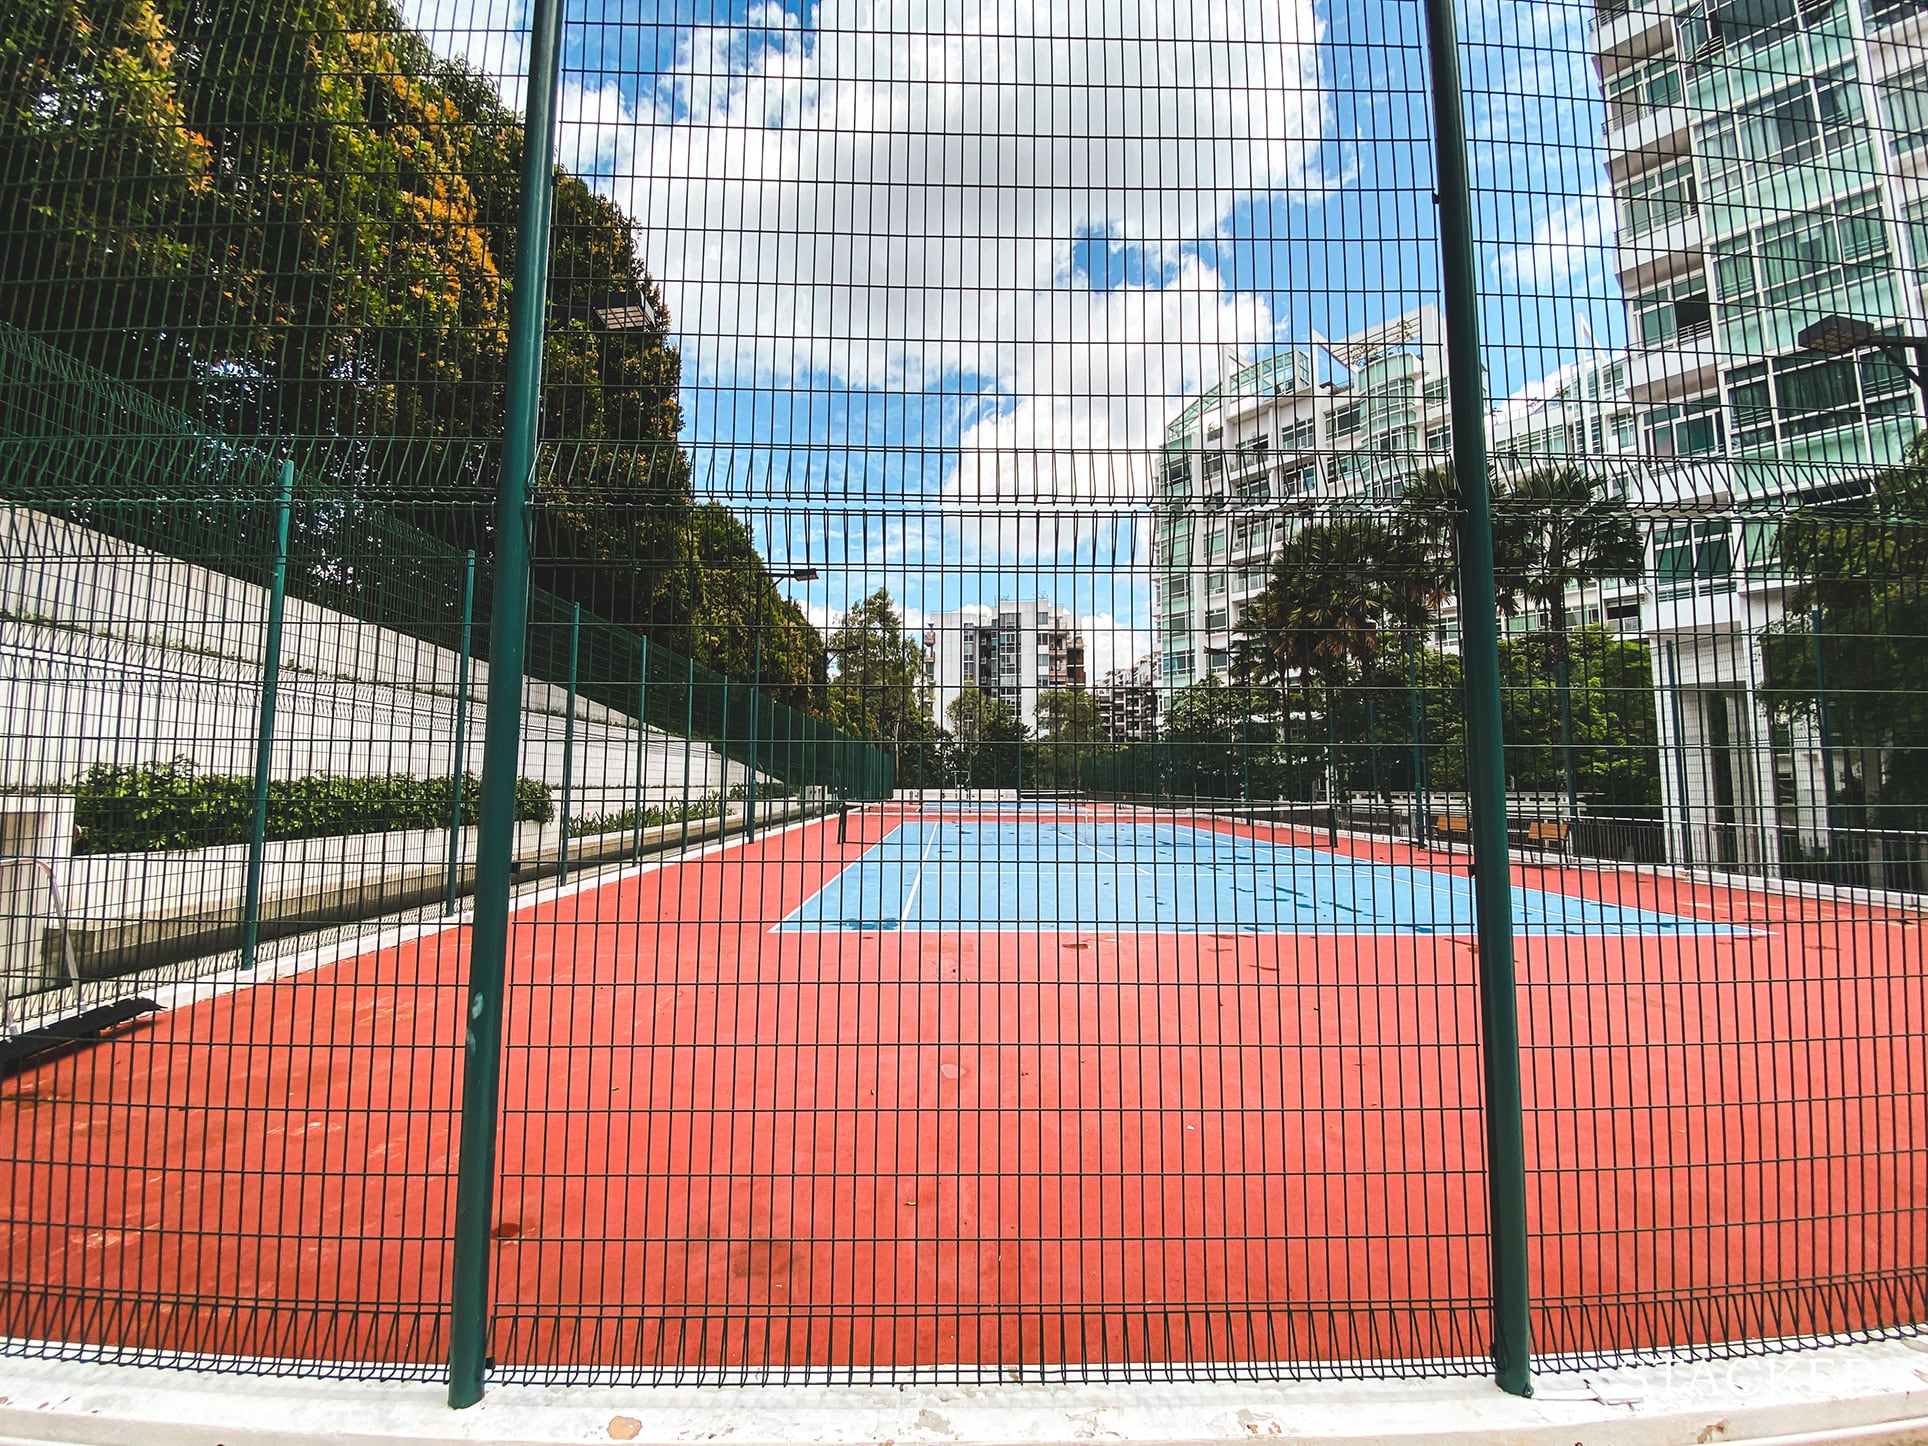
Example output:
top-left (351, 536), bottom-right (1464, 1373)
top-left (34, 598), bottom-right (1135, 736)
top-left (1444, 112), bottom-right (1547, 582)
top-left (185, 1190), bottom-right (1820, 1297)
top-left (0, 854), bottom-right (81, 1040)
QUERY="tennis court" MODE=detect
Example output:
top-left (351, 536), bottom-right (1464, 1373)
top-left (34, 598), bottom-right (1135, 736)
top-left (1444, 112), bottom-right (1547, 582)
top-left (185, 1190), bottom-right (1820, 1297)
top-left (4, 801), bottom-right (1922, 1378)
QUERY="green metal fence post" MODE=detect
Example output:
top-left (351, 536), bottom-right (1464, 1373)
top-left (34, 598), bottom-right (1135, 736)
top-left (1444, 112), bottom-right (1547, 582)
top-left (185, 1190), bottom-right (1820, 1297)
top-left (239, 459), bottom-right (295, 972)
top-left (445, 550), bottom-right (475, 916)
top-left (1422, 0), bottom-right (1532, 1395)
top-left (1665, 641), bottom-right (1695, 868)
top-left (1242, 705), bottom-right (1251, 807)
top-left (720, 676), bottom-right (733, 829)
top-left (447, 0), bottom-right (564, 1408)
top-left (747, 622), bottom-right (762, 840)
top-left (1557, 649), bottom-right (1578, 821)
top-left (1326, 683), bottom-right (1340, 847)
top-left (1409, 637), bottom-right (1428, 841)
top-left (682, 656), bottom-right (696, 850)
top-left (632, 634), bottom-right (650, 863)
top-left (1367, 692), bottom-right (1381, 807)
top-left (559, 602), bottom-right (579, 884)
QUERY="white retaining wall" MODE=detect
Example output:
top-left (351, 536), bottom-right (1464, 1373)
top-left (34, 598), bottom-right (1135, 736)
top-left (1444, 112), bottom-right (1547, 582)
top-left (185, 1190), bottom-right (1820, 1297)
top-left (0, 507), bottom-right (745, 811)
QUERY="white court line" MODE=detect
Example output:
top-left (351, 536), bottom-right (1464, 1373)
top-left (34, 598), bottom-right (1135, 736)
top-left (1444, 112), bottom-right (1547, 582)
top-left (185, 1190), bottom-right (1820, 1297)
top-left (141, 808), bottom-right (832, 1017)
top-left (1048, 822), bottom-right (1155, 877)
top-left (896, 819), bottom-right (944, 928)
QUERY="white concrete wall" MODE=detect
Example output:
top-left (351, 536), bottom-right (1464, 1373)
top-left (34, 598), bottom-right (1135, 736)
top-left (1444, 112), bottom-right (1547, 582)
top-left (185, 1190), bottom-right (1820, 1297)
top-left (1650, 600), bottom-right (1789, 872)
top-left (0, 507), bottom-right (747, 813)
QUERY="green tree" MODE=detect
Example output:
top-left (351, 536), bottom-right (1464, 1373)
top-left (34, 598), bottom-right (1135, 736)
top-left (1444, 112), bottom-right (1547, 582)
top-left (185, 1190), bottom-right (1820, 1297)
top-left (1160, 674), bottom-right (1285, 800)
top-left (946, 686), bottom-right (1025, 789)
top-left (1490, 465), bottom-right (1645, 813)
top-left (1, 0), bottom-right (220, 396)
top-left (1233, 513), bottom-right (1432, 805)
top-left (1032, 687), bottom-right (1101, 789)
top-left (1761, 436), bottom-right (1928, 886)
top-left (827, 590), bottom-right (938, 765)
top-left (0, 0), bottom-right (827, 704)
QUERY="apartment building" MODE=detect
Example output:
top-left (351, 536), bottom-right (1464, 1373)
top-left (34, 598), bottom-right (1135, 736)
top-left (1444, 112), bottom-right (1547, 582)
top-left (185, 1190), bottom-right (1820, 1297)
top-left (1093, 654), bottom-right (1160, 743)
top-left (1596, 0), bottom-right (1928, 870)
top-left (1152, 310), bottom-right (1642, 695)
top-left (923, 600), bottom-right (1087, 733)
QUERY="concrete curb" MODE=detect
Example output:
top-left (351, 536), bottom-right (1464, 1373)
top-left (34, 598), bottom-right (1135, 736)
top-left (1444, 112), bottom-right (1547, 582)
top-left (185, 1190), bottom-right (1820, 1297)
top-left (3, 1340), bottom-right (1928, 1445)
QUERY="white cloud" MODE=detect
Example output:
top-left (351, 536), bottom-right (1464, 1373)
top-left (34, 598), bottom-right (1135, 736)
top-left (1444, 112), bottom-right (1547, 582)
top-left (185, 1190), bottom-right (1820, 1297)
top-left (589, 0), bottom-right (1323, 548)
top-left (1493, 185), bottom-right (1615, 290)
top-left (1080, 613), bottom-right (1152, 681)
top-left (407, 0), bottom-right (1331, 566)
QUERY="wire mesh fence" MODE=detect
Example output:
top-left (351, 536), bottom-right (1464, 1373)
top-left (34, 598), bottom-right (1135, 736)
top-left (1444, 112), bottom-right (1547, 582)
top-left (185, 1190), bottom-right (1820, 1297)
top-left (0, 0), bottom-right (1924, 1400)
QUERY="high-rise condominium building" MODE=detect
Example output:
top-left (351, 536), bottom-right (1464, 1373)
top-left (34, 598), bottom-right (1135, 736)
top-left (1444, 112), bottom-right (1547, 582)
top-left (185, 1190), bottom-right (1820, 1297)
top-left (1598, 0), bottom-right (1927, 871)
top-left (1152, 309), bottom-right (1642, 696)
top-left (923, 600), bottom-right (1087, 733)
top-left (1094, 654), bottom-right (1160, 743)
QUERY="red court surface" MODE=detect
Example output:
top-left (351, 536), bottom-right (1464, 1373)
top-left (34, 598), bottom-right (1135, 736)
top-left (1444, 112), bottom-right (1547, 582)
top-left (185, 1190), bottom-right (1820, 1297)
top-left (4, 805), bottom-right (1925, 1377)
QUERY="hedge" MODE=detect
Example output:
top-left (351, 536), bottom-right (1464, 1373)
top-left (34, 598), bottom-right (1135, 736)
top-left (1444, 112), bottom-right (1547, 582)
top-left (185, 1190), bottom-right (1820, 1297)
top-left (74, 760), bottom-right (553, 855)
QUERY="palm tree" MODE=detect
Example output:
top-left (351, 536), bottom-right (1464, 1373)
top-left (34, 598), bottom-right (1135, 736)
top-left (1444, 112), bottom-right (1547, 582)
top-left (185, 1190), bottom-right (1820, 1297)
top-left (1233, 513), bottom-right (1423, 828)
top-left (1490, 464), bottom-right (1645, 816)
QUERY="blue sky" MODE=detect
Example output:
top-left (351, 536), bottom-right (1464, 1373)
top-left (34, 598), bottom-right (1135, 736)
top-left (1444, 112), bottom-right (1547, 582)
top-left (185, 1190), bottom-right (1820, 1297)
top-left (411, 0), bottom-right (1625, 664)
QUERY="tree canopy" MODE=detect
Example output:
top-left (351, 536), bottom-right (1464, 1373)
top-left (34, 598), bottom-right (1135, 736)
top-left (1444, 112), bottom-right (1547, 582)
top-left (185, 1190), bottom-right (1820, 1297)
top-left (1760, 435), bottom-right (1928, 881)
top-left (2, 0), bottom-right (822, 701)
top-left (826, 590), bottom-right (937, 756)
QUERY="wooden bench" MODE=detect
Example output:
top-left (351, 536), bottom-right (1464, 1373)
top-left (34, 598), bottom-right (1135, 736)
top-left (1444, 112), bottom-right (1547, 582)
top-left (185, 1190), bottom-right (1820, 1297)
top-left (1433, 815), bottom-right (1569, 852)
top-left (1522, 820), bottom-right (1569, 851)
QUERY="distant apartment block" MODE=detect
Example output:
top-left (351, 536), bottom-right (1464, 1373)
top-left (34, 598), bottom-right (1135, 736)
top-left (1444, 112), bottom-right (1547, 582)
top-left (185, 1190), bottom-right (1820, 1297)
top-left (923, 600), bottom-right (1086, 732)
top-left (1093, 653), bottom-right (1159, 743)
top-left (1151, 308), bottom-right (1644, 694)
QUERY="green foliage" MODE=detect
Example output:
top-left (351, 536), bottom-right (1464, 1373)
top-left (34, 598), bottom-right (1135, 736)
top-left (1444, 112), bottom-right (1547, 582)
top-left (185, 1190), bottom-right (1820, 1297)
top-left (1496, 630), bottom-right (1661, 807)
top-left (1233, 512), bottom-right (1435, 693)
top-left (827, 589), bottom-right (938, 758)
top-left (1083, 676), bottom-right (1295, 800)
top-left (945, 686), bottom-right (1025, 788)
top-left (568, 795), bottom-right (727, 838)
top-left (1030, 688), bottom-right (1102, 789)
top-left (1760, 434), bottom-right (1928, 844)
top-left (73, 760), bottom-right (551, 854)
top-left (0, 0), bottom-right (826, 706)
top-left (1323, 632), bottom-right (1661, 808)
top-left (1489, 465), bottom-right (1646, 632)
top-left (1226, 470), bottom-right (1651, 811)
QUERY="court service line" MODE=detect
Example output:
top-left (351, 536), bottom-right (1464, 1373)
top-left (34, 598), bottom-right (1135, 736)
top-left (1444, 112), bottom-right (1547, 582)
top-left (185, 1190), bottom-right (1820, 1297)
top-left (1048, 823), bottom-right (1156, 878)
top-left (897, 819), bottom-right (944, 928)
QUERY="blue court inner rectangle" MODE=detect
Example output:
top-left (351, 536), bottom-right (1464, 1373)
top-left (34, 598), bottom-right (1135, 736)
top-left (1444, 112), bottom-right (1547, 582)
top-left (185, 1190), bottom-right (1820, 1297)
top-left (779, 820), bottom-right (1740, 934)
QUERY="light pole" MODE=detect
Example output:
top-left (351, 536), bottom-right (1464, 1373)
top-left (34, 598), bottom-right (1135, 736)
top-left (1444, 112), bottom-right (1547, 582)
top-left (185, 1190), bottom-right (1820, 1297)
top-left (1797, 315), bottom-right (1928, 424)
top-left (746, 565), bottom-right (818, 838)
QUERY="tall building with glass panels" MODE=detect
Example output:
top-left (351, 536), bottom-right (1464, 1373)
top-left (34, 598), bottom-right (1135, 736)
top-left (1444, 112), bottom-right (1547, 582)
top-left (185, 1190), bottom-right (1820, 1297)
top-left (1597, 0), bottom-right (1928, 871)
top-left (1152, 311), bottom-right (1640, 697)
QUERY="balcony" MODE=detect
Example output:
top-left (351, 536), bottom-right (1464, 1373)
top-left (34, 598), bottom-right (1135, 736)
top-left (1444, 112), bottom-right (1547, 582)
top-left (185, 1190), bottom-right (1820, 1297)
top-left (1595, 0), bottom-right (1676, 62)
top-left (1606, 104), bottom-right (1690, 171)
top-left (1869, 0), bottom-right (1928, 30)
top-left (1623, 454), bottom-right (1737, 510)
top-left (1615, 212), bottom-right (1703, 294)
top-left (1628, 335), bottom-right (1720, 406)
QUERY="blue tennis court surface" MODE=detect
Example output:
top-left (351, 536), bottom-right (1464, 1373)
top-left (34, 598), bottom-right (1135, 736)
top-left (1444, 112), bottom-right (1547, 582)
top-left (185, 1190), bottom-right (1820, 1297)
top-left (780, 820), bottom-right (1741, 934)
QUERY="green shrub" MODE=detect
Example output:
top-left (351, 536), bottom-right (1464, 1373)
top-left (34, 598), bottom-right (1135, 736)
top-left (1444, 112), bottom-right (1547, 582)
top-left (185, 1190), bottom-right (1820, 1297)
top-left (568, 794), bottom-right (724, 838)
top-left (74, 760), bottom-right (553, 855)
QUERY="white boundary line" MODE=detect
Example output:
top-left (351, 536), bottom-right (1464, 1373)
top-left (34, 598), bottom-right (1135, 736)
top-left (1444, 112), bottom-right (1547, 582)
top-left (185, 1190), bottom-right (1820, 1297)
top-left (139, 808), bottom-right (830, 1019)
top-left (2, 1337), bottom-right (1927, 1445)
top-left (770, 815), bottom-right (1747, 938)
top-left (896, 818), bottom-right (943, 928)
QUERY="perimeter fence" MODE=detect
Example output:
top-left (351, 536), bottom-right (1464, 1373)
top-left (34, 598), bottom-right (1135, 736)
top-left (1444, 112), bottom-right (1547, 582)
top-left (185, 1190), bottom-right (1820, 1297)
top-left (0, 0), bottom-right (1924, 1405)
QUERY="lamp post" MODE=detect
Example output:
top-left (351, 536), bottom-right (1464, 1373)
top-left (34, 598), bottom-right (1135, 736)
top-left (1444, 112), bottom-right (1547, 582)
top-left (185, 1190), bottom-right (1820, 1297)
top-left (746, 565), bottom-right (819, 839)
top-left (1796, 315), bottom-right (1928, 423)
